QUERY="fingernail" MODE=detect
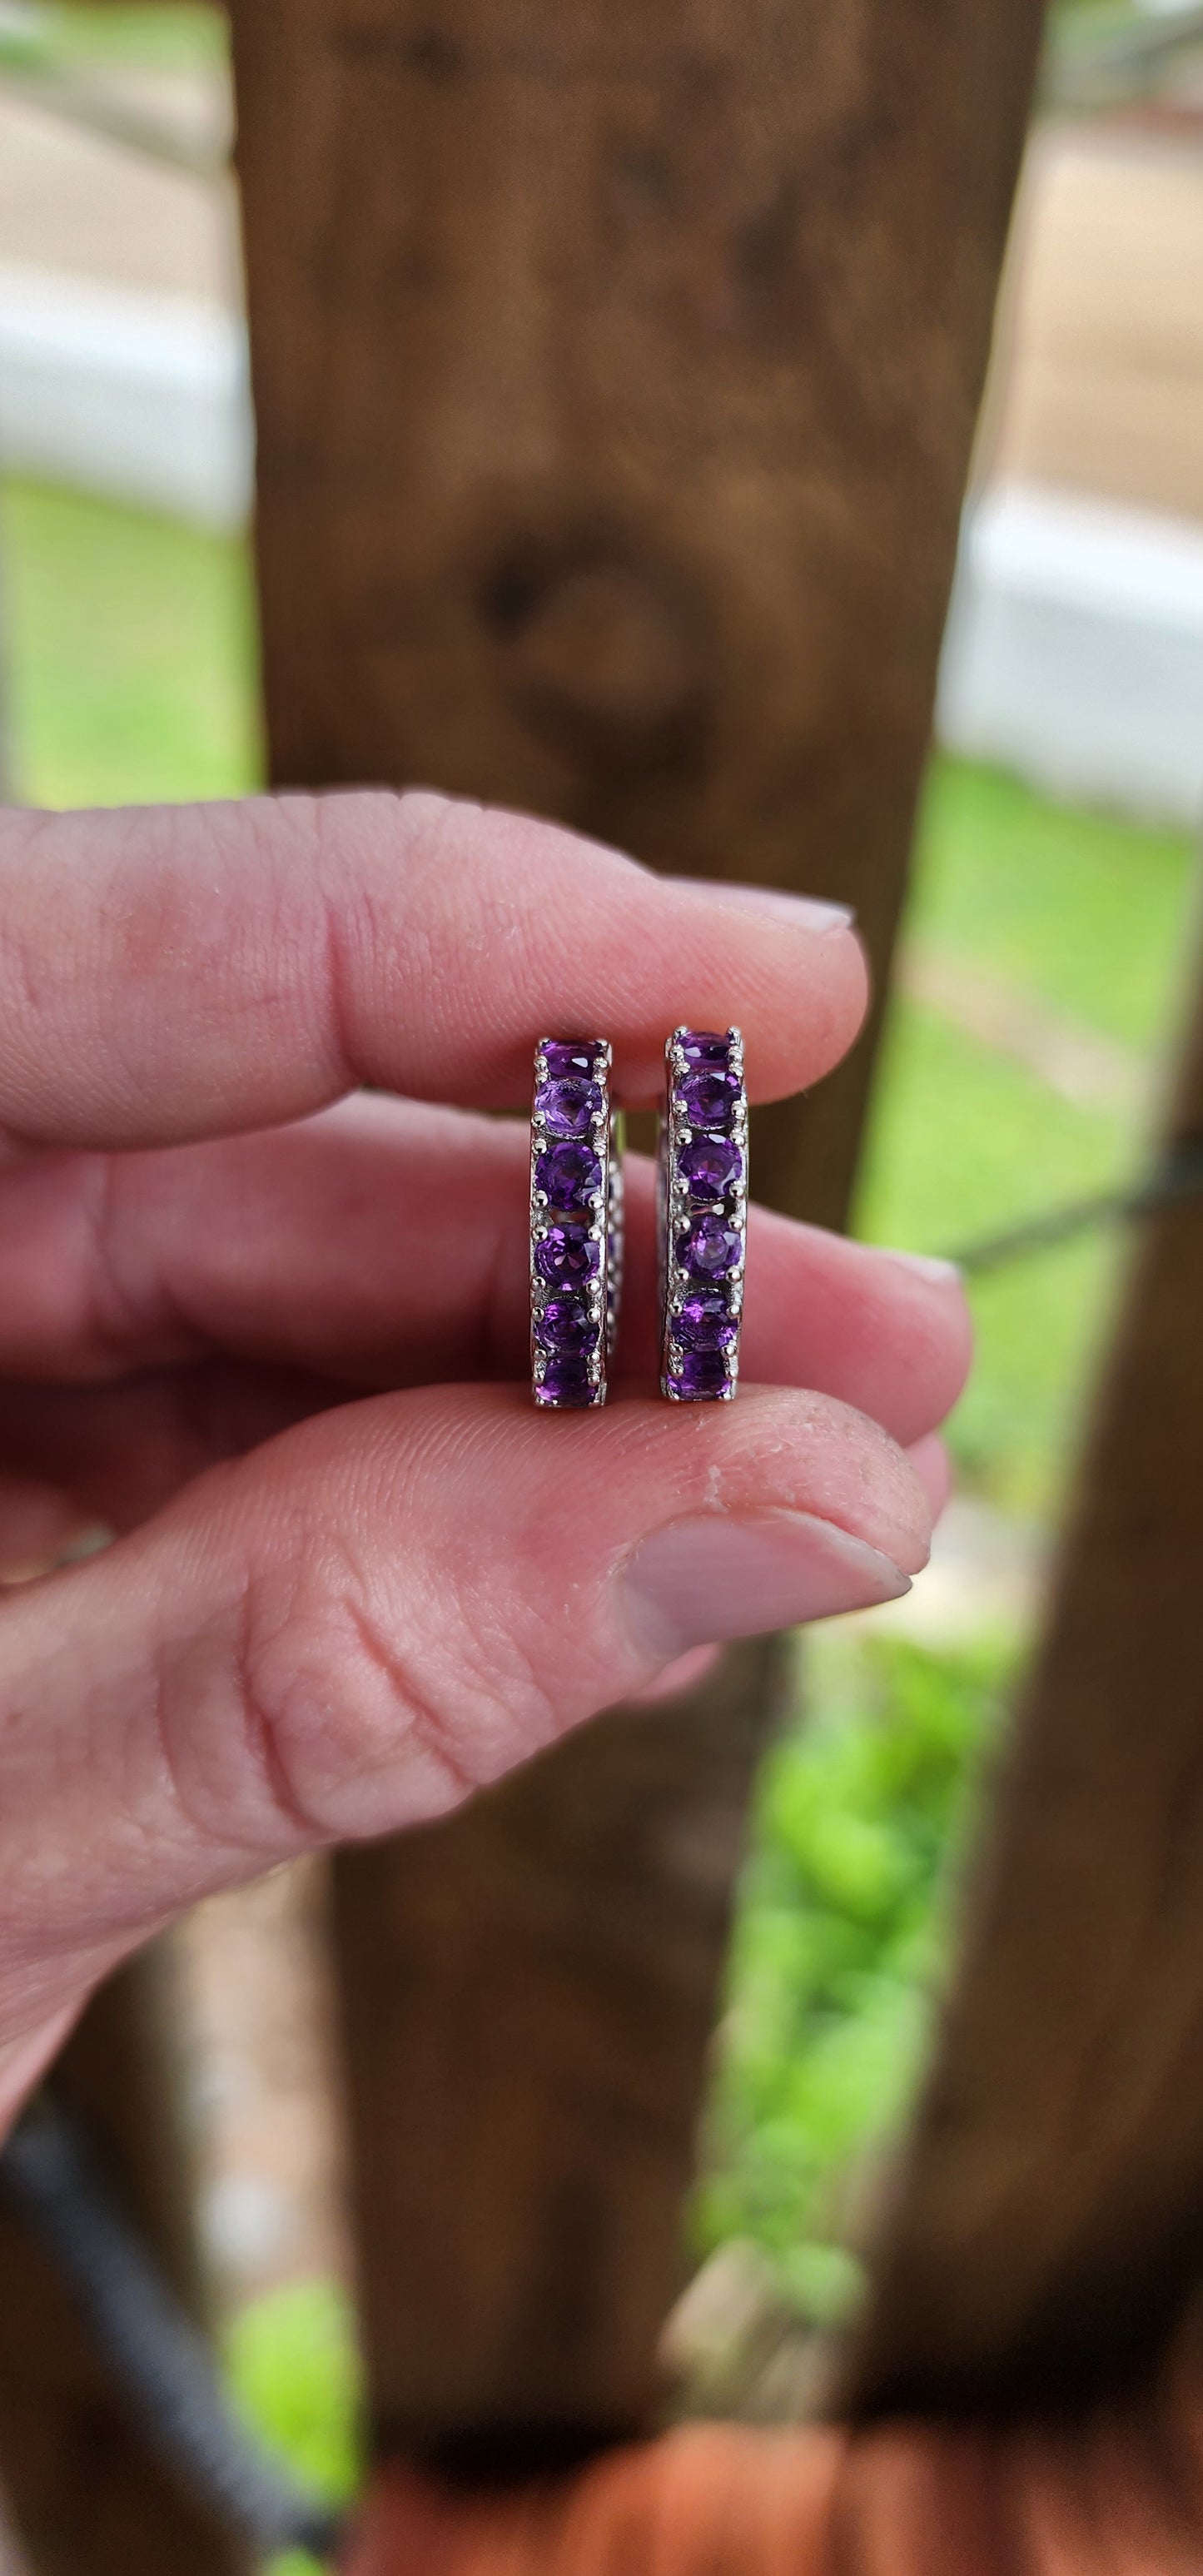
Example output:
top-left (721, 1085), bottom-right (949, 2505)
top-left (623, 1512), bottom-right (910, 1659)
top-left (674, 878), bottom-right (855, 934)
top-left (880, 1247), bottom-right (963, 1287)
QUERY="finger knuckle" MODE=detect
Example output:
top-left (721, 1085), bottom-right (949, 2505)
top-left (232, 1551), bottom-right (512, 1842)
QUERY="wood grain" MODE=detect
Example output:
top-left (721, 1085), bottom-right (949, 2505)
top-left (230, 0), bottom-right (1044, 2458)
top-left (334, 1641), bottom-right (790, 2458)
top-left (232, 0), bottom-right (1043, 1226)
top-left (844, 952), bottom-right (1203, 2419)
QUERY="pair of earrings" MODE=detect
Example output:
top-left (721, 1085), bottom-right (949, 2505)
top-left (529, 1028), bottom-right (748, 1409)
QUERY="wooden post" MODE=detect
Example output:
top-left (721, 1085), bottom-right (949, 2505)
top-left (334, 1639), bottom-right (790, 2460)
top-left (230, 0), bottom-right (1045, 2461)
top-left (844, 937), bottom-right (1203, 2420)
top-left (0, 1952), bottom-right (251, 2575)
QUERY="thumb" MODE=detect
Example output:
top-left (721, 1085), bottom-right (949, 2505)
top-left (0, 1384), bottom-right (929, 2055)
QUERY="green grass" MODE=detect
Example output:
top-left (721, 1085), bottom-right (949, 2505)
top-left (0, 480), bottom-right (262, 807)
top-left (857, 996), bottom-right (1131, 1516)
top-left (3, 4), bottom-right (228, 75)
top-left (906, 757), bottom-right (1196, 1049)
top-left (854, 760), bottom-right (1196, 1518)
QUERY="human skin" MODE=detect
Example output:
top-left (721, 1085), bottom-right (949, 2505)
top-left (0, 790), bottom-right (971, 2134)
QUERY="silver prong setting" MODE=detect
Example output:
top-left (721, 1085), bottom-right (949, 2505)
top-left (659, 1024), bottom-right (748, 1401)
top-left (531, 1037), bottom-right (622, 1410)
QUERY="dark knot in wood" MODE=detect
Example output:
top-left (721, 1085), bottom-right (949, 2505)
top-left (478, 528), bottom-right (716, 779)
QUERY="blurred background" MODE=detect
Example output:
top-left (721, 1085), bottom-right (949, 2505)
top-left (0, 0), bottom-right (1201, 2539)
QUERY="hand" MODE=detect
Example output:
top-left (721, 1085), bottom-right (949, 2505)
top-left (0, 791), bottom-right (969, 2129)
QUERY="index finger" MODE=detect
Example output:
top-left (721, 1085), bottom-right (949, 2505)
top-left (0, 793), bottom-right (865, 1149)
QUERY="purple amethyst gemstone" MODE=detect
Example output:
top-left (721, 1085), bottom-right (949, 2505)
top-left (679, 1067), bottom-right (740, 1128)
top-left (535, 1224), bottom-right (600, 1287)
top-left (679, 1135), bottom-right (743, 1202)
top-left (678, 1214), bottom-right (741, 1279)
top-left (535, 1298), bottom-right (597, 1355)
top-left (676, 1292), bottom-right (738, 1352)
top-left (679, 1032), bottom-right (730, 1067)
top-left (536, 1354), bottom-right (596, 1407)
top-left (541, 1041), bottom-right (601, 1080)
top-left (536, 1140), bottom-right (602, 1208)
top-left (534, 1076), bottom-right (602, 1139)
top-left (668, 1348), bottom-right (733, 1400)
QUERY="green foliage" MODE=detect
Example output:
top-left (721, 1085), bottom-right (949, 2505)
top-left (697, 1629), bottom-right (1013, 2319)
top-left (225, 2277), bottom-right (362, 2509)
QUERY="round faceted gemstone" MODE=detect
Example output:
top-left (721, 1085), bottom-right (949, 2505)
top-left (679, 1032), bottom-right (730, 1067)
top-left (668, 1348), bottom-right (733, 1399)
top-left (678, 1214), bottom-right (741, 1279)
top-left (534, 1076), bottom-right (602, 1139)
top-left (537, 1354), bottom-right (596, 1407)
top-left (536, 1141), bottom-right (603, 1209)
top-left (535, 1297), bottom-right (596, 1355)
top-left (675, 1291), bottom-right (738, 1353)
top-left (679, 1067), bottom-right (739, 1128)
top-left (679, 1135), bottom-right (743, 1202)
top-left (541, 1041), bottom-right (601, 1081)
top-left (534, 1223), bottom-right (600, 1287)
